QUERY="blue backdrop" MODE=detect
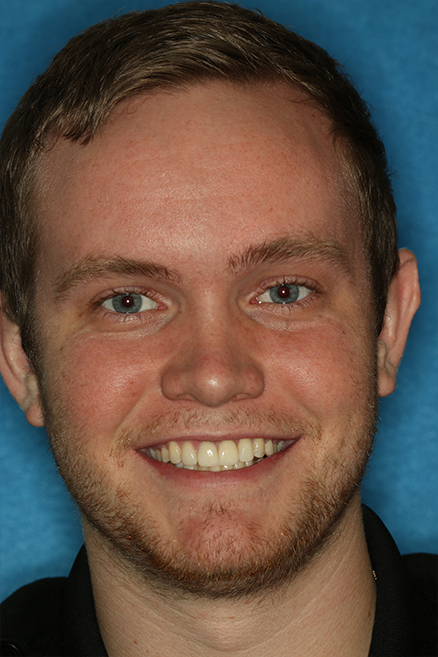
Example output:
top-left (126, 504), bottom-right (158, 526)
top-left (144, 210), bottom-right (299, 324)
top-left (1, 0), bottom-right (437, 601)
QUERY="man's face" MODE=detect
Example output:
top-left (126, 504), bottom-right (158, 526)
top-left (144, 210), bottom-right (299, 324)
top-left (32, 81), bottom-right (377, 595)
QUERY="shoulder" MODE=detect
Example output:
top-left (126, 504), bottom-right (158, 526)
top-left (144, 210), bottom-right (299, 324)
top-left (1, 577), bottom-right (68, 656)
top-left (402, 552), bottom-right (438, 618)
top-left (401, 553), bottom-right (438, 655)
top-left (363, 506), bottom-right (438, 656)
top-left (402, 552), bottom-right (438, 588)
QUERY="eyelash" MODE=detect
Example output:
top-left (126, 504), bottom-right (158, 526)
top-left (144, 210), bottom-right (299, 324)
top-left (253, 276), bottom-right (318, 307)
top-left (91, 276), bottom-right (318, 323)
top-left (93, 287), bottom-right (165, 320)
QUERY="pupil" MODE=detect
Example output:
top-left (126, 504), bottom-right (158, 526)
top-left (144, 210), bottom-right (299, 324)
top-left (277, 285), bottom-right (291, 298)
top-left (121, 295), bottom-right (134, 307)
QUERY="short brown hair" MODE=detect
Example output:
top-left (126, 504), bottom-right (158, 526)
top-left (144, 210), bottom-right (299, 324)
top-left (0, 0), bottom-right (397, 356)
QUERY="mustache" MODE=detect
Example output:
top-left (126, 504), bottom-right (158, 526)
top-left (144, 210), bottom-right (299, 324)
top-left (112, 406), bottom-right (321, 455)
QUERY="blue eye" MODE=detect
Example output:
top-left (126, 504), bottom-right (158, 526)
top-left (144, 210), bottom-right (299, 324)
top-left (102, 293), bottom-right (157, 313)
top-left (258, 284), bottom-right (310, 304)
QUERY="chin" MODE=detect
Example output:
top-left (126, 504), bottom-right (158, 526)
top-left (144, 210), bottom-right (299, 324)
top-left (80, 465), bottom-right (365, 599)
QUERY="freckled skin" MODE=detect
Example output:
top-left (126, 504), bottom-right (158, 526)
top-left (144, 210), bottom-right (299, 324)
top-left (32, 81), bottom-right (378, 592)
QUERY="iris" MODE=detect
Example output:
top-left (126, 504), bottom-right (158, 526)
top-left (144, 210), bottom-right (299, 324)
top-left (269, 284), bottom-right (299, 304)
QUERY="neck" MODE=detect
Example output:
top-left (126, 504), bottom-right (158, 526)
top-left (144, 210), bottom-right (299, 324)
top-left (85, 496), bottom-right (376, 657)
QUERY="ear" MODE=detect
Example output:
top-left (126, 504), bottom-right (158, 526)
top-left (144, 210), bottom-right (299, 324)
top-left (0, 300), bottom-right (44, 426)
top-left (377, 249), bottom-right (421, 397)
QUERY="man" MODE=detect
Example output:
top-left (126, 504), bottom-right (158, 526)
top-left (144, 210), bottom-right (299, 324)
top-left (0, 2), bottom-right (436, 655)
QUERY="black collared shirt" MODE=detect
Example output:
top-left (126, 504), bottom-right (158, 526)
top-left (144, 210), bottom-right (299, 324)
top-left (1, 507), bottom-right (437, 656)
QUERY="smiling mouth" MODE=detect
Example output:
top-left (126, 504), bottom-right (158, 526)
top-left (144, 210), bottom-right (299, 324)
top-left (140, 438), bottom-right (293, 472)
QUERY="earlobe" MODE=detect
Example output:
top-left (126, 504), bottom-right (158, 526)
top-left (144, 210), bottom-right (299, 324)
top-left (0, 302), bottom-right (44, 427)
top-left (377, 249), bottom-right (421, 398)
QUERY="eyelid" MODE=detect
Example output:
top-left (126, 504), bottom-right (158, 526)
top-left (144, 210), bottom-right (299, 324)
top-left (258, 285), bottom-right (311, 305)
top-left (92, 286), bottom-right (167, 315)
top-left (251, 276), bottom-right (319, 304)
top-left (101, 293), bottom-right (158, 313)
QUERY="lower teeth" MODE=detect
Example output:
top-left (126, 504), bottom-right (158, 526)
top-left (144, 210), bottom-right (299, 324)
top-left (172, 456), bottom-right (267, 472)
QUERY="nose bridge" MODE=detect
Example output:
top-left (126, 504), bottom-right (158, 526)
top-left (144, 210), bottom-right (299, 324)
top-left (160, 301), bottom-right (264, 407)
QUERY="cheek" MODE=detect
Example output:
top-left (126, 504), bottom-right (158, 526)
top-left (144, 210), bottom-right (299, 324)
top-left (44, 335), bottom-right (159, 438)
top-left (265, 320), bottom-right (375, 419)
top-left (262, 322), bottom-right (377, 478)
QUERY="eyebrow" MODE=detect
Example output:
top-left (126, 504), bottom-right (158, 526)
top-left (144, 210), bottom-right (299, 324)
top-left (54, 234), bottom-right (351, 298)
top-left (227, 234), bottom-right (352, 276)
top-left (54, 256), bottom-right (181, 299)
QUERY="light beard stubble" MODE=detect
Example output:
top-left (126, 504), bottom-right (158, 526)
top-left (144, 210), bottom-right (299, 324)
top-left (40, 388), bottom-right (378, 600)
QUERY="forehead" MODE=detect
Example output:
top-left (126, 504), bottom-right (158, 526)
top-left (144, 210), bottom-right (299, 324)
top-left (34, 80), bottom-right (361, 272)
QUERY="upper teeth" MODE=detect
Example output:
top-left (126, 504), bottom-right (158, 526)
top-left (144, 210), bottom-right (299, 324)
top-left (145, 438), bottom-right (286, 471)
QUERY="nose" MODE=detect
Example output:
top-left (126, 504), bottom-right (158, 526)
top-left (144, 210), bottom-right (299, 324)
top-left (160, 321), bottom-right (264, 407)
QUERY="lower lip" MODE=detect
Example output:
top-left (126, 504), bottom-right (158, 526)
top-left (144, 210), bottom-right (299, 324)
top-left (135, 440), bottom-right (299, 488)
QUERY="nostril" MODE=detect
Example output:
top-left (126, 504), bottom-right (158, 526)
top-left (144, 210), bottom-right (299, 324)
top-left (160, 355), bottom-right (264, 407)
